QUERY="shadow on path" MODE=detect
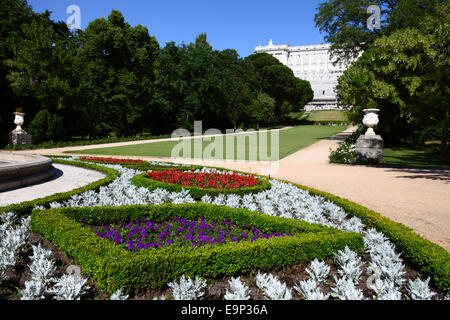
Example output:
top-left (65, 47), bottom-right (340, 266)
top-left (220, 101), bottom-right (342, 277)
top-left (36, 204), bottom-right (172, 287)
top-left (384, 166), bottom-right (450, 182)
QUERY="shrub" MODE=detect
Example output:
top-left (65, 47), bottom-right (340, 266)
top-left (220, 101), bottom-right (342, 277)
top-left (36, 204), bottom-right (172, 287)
top-left (131, 171), bottom-right (272, 200)
top-left (30, 203), bottom-right (364, 294)
top-left (278, 179), bottom-right (450, 294)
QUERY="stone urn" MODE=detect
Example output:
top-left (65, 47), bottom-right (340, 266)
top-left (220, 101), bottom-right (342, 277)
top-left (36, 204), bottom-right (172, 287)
top-left (11, 112), bottom-right (32, 145)
top-left (362, 109), bottom-right (380, 136)
top-left (356, 108), bottom-right (384, 164)
top-left (13, 112), bottom-right (26, 133)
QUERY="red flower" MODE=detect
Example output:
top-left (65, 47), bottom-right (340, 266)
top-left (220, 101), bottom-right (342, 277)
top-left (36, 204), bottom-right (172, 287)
top-left (80, 157), bottom-right (144, 164)
top-left (146, 170), bottom-right (259, 190)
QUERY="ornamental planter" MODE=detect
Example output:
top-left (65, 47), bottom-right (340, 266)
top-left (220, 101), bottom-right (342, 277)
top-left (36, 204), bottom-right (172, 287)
top-left (356, 109), bottom-right (384, 164)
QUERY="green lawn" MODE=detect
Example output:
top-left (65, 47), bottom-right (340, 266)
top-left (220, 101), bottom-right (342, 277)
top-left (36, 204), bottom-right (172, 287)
top-left (306, 110), bottom-right (349, 122)
top-left (384, 147), bottom-right (449, 168)
top-left (69, 125), bottom-right (347, 161)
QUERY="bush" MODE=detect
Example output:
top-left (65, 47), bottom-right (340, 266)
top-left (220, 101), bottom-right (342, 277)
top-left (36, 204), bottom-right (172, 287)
top-left (131, 171), bottom-right (272, 200)
top-left (279, 179), bottom-right (450, 294)
top-left (30, 203), bottom-right (364, 294)
top-left (28, 110), bottom-right (64, 144)
top-left (329, 142), bottom-right (356, 164)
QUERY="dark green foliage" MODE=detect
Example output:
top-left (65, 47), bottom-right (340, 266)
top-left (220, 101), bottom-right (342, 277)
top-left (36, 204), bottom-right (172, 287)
top-left (30, 203), bottom-right (364, 294)
top-left (28, 109), bottom-right (63, 143)
top-left (131, 172), bottom-right (272, 200)
top-left (316, 0), bottom-right (449, 162)
top-left (0, 1), bottom-right (315, 145)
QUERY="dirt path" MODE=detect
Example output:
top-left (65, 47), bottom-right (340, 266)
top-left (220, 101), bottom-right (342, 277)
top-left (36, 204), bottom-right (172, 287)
top-left (13, 127), bottom-right (450, 251)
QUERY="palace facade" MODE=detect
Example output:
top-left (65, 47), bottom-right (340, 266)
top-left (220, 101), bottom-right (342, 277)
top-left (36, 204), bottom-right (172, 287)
top-left (254, 40), bottom-right (355, 111)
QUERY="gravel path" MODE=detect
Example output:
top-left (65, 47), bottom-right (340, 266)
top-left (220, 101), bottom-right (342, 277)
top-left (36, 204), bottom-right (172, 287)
top-left (14, 127), bottom-right (450, 251)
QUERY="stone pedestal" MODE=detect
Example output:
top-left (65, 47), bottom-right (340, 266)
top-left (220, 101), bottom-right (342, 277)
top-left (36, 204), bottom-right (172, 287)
top-left (11, 131), bottom-right (32, 145)
top-left (355, 135), bottom-right (384, 164)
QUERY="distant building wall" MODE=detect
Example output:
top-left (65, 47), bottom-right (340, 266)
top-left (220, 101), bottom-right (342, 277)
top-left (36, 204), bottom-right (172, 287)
top-left (254, 40), bottom-right (357, 111)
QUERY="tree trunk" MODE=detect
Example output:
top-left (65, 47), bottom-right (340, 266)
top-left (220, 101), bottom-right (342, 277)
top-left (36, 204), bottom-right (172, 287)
top-left (441, 126), bottom-right (449, 164)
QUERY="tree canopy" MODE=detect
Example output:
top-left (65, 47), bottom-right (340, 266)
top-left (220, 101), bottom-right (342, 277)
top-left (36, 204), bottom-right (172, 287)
top-left (0, 1), bottom-right (314, 144)
top-left (316, 0), bottom-right (449, 162)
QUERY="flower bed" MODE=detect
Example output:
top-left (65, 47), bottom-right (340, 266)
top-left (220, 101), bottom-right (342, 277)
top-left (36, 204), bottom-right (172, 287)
top-left (91, 217), bottom-right (294, 251)
top-left (147, 170), bottom-right (260, 189)
top-left (79, 156), bottom-right (144, 164)
top-left (30, 203), bottom-right (364, 294)
top-left (132, 169), bottom-right (272, 200)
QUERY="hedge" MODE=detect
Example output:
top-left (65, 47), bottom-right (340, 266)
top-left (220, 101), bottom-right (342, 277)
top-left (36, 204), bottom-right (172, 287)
top-left (0, 159), bottom-right (119, 217)
top-left (131, 171), bottom-right (272, 200)
top-left (277, 179), bottom-right (450, 294)
top-left (30, 203), bottom-right (364, 294)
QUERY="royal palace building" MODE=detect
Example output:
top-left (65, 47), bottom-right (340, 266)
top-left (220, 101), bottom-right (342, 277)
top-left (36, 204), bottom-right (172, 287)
top-left (255, 39), bottom-right (356, 111)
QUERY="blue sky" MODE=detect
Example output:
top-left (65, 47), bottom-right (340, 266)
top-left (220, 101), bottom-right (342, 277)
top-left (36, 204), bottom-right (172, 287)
top-left (27, 0), bottom-right (327, 58)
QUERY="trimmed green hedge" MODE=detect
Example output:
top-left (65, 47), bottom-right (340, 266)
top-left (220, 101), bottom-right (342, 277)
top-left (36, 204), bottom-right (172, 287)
top-left (30, 203), bottom-right (364, 294)
top-left (277, 179), bottom-right (450, 294)
top-left (0, 159), bottom-right (119, 217)
top-left (131, 171), bottom-right (272, 200)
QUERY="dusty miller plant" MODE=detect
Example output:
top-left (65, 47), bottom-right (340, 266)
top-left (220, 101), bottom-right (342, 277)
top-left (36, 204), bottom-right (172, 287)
top-left (294, 279), bottom-right (330, 300)
top-left (168, 275), bottom-right (207, 300)
top-left (110, 288), bottom-right (129, 300)
top-left (406, 278), bottom-right (436, 300)
top-left (224, 277), bottom-right (251, 300)
top-left (47, 274), bottom-right (90, 300)
top-left (28, 244), bottom-right (57, 285)
top-left (21, 280), bottom-right (46, 300)
top-left (256, 273), bottom-right (292, 300)
top-left (331, 276), bottom-right (364, 300)
top-left (305, 259), bottom-right (330, 284)
top-left (369, 278), bottom-right (402, 300)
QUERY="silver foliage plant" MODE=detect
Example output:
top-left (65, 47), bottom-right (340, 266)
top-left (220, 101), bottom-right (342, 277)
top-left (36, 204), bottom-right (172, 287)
top-left (224, 276), bottom-right (251, 300)
top-left (331, 276), bottom-right (364, 300)
top-left (20, 243), bottom-right (90, 300)
top-left (168, 275), bottom-right (207, 300)
top-left (21, 280), bottom-right (47, 300)
top-left (294, 279), bottom-right (330, 300)
top-left (4, 159), bottom-right (445, 300)
top-left (369, 278), bottom-right (402, 300)
top-left (0, 213), bottom-right (29, 284)
top-left (110, 288), bottom-right (129, 300)
top-left (406, 278), bottom-right (436, 300)
top-left (255, 272), bottom-right (292, 300)
top-left (48, 274), bottom-right (90, 300)
top-left (305, 259), bottom-right (330, 284)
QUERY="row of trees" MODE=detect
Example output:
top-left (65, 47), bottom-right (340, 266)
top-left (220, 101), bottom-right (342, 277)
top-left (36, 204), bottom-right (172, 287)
top-left (1, 0), bottom-right (313, 144)
top-left (314, 0), bottom-right (449, 162)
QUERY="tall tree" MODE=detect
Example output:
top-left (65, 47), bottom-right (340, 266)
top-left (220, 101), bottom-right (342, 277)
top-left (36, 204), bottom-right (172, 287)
top-left (3, 2), bottom-right (79, 142)
top-left (336, 1), bottom-right (449, 161)
top-left (314, 0), bottom-right (444, 63)
top-left (76, 10), bottom-right (159, 137)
